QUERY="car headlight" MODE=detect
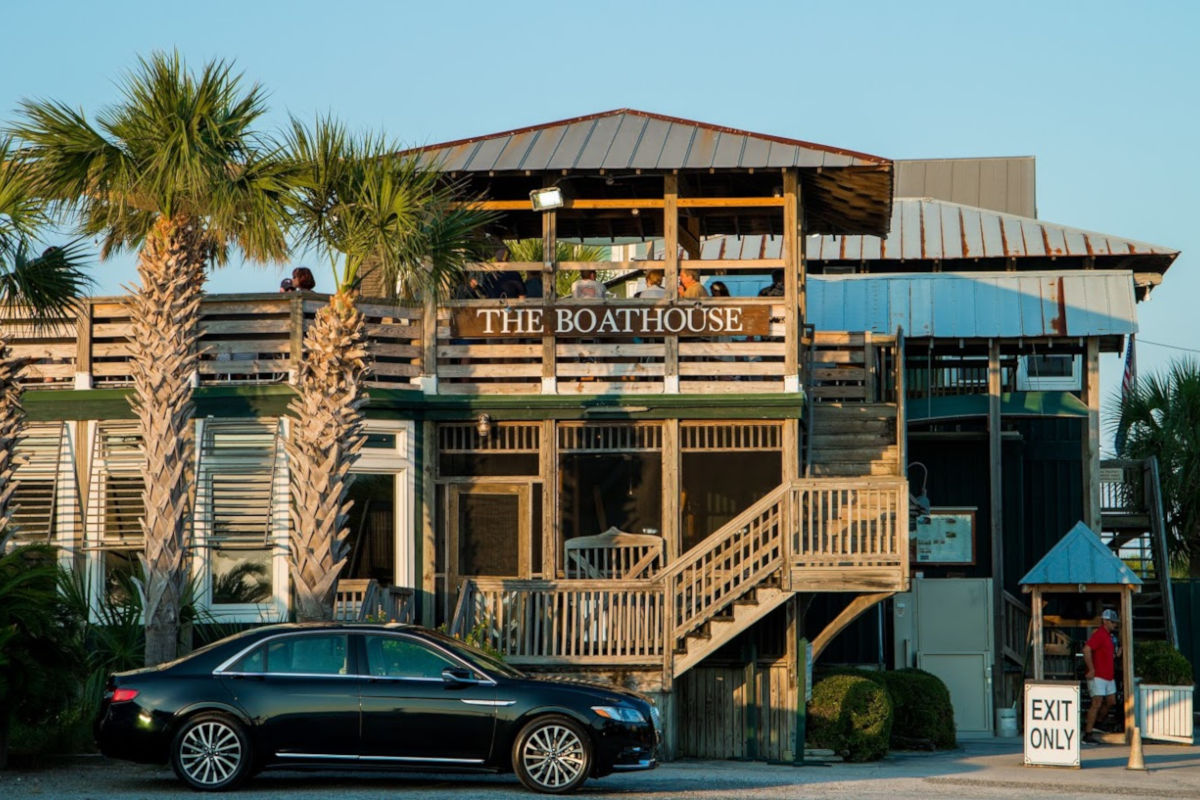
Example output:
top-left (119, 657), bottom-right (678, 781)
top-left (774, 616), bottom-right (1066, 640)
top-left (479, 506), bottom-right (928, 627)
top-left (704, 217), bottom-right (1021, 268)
top-left (592, 705), bottom-right (646, 724)
top-left (649, 703), bottom-right (662, 728)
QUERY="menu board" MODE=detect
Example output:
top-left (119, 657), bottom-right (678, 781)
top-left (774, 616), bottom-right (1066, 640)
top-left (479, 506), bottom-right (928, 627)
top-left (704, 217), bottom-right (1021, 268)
top-left (914, 508), bottom-right (976, 565)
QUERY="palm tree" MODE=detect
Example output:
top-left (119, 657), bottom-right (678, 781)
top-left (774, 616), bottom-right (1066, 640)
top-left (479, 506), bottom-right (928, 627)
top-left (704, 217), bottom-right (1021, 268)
top-left (13, 53), bottom-right (295, 663)
top-left (285, 119), bottom-right (492, 621)
top-left (503, 238), bottom-right (606, 297)
top-left (1110, 358), bottom-right (1200, 575)
top-left (0, 137), bottom-right (90, 552)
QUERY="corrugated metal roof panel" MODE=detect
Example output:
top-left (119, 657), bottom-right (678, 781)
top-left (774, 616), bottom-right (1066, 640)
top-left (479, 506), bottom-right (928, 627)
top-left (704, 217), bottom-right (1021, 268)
top-left (807, 270), bottom-right (1138, 339)
top-left (1020, 522), bottom-right (1142, 586)
top-left (630, 118), bottom-right (671, 169)
top-left (407, 108), bottom-right (888, 173)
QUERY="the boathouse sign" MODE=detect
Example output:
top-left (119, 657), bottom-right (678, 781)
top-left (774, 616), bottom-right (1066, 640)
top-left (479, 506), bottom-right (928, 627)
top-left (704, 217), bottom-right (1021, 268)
top-left (451, 304), bottom-right (771, 339)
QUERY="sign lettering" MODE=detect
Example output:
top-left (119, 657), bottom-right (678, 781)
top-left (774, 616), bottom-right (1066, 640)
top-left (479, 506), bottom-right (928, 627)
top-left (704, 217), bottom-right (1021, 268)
top-left (1024, 681), bottom-right (1080, 768)
top-left (451, 303), bottom-right (771, 339)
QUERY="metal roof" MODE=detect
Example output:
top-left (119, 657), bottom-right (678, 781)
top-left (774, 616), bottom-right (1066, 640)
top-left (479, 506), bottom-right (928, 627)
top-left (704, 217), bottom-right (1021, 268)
top-left (404, 109), bottom-right (889, 173)
top-left (697, 197), bottom-right (1178, 265)
top-left (807, 270), bottom-right (1137, 339)
top-left (1020, 521), bottom-right (1142, 587)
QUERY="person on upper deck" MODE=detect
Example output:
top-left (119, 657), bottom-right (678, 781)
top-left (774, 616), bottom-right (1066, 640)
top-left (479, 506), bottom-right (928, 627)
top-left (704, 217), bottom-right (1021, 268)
top-left (758, 269), bottom-right (784, 297)
top-left (637, 269), bottom-right (668, 299)
top-left (679, 268), bottom-right (708, 299)
top-left (571, 269), bottom-right (606, 299)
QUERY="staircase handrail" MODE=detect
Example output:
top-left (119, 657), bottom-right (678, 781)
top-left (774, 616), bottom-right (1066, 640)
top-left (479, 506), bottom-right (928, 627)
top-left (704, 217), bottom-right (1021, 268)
top-left (1145, 456), bottom-right (1179, 648)
top-left (657, 482), bottom-right (792, 645)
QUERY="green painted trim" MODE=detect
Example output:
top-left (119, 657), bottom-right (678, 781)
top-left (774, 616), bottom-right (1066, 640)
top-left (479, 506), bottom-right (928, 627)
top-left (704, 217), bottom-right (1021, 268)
top-left (23, 384), bottom-right (804, 422)
top-left (906, 390), bottom-right (1089, 422)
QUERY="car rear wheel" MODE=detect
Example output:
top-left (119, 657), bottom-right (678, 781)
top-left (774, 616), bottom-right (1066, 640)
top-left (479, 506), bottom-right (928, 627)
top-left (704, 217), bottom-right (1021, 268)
top-left (171, 712), bottom-right (252, 791)
top-left (512, 714), bottom-right (592, 794)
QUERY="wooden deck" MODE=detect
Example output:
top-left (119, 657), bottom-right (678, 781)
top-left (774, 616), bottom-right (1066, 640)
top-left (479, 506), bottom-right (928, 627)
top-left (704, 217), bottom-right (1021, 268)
top-left (450, 476), bottom-right (909, 671)
top-left (3, 293), bottom-right (904, 398)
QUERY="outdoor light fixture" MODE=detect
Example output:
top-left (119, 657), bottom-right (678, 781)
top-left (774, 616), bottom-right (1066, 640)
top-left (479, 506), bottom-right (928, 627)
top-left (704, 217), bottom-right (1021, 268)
top-left (530, 187), bottom-right (564, 211)
top-left (476, 413), bottom-right (492, 438)
top-left (907, 461), bottom-right (932, 522)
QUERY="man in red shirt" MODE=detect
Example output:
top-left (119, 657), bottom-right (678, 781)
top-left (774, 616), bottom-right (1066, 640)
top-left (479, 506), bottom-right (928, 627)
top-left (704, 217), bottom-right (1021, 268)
top-left (1082, 608), bottom-right (1120, 744)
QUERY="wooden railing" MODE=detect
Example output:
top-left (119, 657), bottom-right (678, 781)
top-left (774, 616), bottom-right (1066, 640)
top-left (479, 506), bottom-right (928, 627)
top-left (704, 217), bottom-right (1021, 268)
top-left (791, 479), bottom-right (907, 567)
top-left (1100, 458), bottom-right (1146, 513)
top-left (905, 355), bottom-right (1017, 400)
top-left (450, 477), bottom-right (908, 669)
top-left (3, 293), bottom-right (422, 390)
top-left (450, 578), bottom-right (666, 664)
top-left (333, 579), bottom-right (416, 622)
top-left (1002, 589), bottom-right (1031, 665)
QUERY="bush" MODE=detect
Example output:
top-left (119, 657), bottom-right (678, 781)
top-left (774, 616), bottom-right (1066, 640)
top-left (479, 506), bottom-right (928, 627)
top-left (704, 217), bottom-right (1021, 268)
top-left (807, 673), bottom-right (893, 762)
top-left (1135, 641), bottom-right (1194, 686)
top-left (880, 668), bottom-right (957, 749)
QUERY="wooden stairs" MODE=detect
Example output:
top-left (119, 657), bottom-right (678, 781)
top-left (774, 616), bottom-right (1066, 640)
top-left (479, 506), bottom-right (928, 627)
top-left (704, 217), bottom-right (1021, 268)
top-left (807, 403), bottom-right (902, 478)
top-left (672, 585), bottom-right (792, 677)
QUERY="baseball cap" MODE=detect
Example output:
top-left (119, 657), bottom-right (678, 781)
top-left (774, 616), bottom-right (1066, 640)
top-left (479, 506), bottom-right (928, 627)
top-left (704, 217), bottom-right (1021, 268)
top-left (1101, 609), bottom-right (1119, 622)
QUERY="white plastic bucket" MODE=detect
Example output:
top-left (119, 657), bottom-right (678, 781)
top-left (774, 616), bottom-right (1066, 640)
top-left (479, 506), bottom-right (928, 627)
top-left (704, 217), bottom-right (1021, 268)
top-left (996, 707), bottom-right (1019, 738)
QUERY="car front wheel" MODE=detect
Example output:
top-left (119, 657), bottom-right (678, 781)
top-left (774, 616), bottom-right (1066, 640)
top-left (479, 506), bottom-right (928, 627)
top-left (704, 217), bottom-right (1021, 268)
top-left (171, 712), bottom-right (252, 791)
top-left (512, 714), bottom-right (592, 794)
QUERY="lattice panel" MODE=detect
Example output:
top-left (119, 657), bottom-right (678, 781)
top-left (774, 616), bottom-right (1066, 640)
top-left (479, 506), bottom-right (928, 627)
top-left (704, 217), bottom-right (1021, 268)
top-left (681, 422), bottom-right (783, 452)
top-left (558, 423), bottom-right (663, 453)
top-left (438, 422), bottom-right (540, 453)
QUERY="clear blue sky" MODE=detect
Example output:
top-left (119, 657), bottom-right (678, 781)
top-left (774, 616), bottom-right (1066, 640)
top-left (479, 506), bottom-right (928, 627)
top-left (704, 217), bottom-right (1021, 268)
top-left (2, 0), bottom-right (1196, 449)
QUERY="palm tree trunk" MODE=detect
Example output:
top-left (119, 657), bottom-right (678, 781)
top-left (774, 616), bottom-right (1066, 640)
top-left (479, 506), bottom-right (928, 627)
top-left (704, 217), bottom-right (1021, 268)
top-left (285, 291), bottom-right (367, 622)
top-left (128, 215), bottom-right (206, 665)
top-left (0, 336), bottom-right (22, 550)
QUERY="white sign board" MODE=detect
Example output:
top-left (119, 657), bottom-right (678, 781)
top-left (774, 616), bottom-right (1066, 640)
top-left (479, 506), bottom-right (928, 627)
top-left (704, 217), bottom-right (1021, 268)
top-left (1024, 681), bottom-right (1080, 767)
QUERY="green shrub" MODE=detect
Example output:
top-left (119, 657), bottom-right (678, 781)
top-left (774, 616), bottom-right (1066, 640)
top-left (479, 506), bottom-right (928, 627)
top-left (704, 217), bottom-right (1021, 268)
top-left (881, 668), bottom-right (957, 749)
top-left (807, 673), bottom-right (893, 762)
top-left (1135, 641), bottom-right (1194, 686)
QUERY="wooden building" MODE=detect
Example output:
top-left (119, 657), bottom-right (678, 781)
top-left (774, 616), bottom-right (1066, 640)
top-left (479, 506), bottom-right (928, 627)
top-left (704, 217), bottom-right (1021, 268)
top-left (2, 110), bottom-right (1179, 757)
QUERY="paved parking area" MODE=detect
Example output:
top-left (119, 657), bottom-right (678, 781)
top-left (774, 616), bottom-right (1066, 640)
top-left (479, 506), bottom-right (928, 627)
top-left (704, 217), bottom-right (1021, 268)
top-left (3, 739), bottom-right (1199, 799)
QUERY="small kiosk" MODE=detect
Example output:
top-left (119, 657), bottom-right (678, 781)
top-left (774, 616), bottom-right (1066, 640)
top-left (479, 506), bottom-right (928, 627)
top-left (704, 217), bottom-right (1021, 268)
top-left (1019, 521), bottom-right (1142, 766)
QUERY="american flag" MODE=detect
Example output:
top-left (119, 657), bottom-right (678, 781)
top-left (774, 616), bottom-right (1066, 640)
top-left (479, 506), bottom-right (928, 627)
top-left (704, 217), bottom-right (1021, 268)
top-left (1115, 334), bottom-right (1136, 456)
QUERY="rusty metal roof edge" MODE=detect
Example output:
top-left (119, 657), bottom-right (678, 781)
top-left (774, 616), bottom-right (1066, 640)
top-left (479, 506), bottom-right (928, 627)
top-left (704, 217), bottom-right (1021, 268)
top-left (397, 108), bottom-right (891, 167)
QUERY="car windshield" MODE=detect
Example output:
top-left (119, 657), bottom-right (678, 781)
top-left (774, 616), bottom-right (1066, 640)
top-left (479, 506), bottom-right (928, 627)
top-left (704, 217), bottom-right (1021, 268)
top-left (424, 630), bottom-right (525, 678)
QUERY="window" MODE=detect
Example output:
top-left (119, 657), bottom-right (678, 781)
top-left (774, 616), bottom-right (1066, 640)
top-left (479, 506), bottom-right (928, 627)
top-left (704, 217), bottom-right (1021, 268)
top-left (7, 422), bottom-right (76, 548)
top-left (363, 635), bottom-right (460, 680)
top-left (265, 634), bottom-right (348, 675)
top-left (229, 645), bottom-right (266, 674)
top-left (196, 421), bottom-right (282, 605)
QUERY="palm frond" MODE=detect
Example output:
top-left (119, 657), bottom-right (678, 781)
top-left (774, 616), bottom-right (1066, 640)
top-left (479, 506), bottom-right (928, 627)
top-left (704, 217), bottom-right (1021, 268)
top-left (0, 238), bottom-right (92, 324)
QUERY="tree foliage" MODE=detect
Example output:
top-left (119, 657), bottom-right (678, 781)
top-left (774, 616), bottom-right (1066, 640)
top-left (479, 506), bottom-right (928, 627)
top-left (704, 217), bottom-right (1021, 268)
top-left (1111, 358), bottom-right (1200, 575)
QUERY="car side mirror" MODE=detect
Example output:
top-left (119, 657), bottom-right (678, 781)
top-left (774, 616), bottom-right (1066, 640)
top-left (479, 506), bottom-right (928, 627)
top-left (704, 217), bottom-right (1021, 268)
top-left (442, 666), bottom-right (474, 685)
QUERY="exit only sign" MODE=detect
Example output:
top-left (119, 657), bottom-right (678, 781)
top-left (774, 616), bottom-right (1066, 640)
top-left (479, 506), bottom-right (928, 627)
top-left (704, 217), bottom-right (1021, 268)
top-left (1024, 681), bottom-right (1081, 768)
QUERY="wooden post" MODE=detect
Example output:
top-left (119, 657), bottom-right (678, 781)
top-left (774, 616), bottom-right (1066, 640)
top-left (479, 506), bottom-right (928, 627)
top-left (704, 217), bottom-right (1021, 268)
top-left (1082, 338), bottom-right (1101, 531)
top-left (540, 419), bottom-right (557, 576)
top-left (662, 419), bottom-right (680, 564)
top-left (1031, 587), bottom-right (1045, 680)
top-left (420, 420), bottom-right (438, 626)
top-left (74, 299), bottom-right (93, 389)
top-left (988, 339), bottom-right (1005, 716)
top-left (783, 169), bottom-right (802, 393)
top-left (664, 174), bottom-right (680, 393)
top-left (1121, 587), bottom-right (1135, 742)
top-left (541, 195), bottom-right (557, 394)
top-left (420, 294), bottom-right (437, 393)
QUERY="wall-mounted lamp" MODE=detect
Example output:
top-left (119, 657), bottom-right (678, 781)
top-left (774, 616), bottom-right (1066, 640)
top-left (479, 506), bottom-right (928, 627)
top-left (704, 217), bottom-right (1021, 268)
top-left (476, 413), bottom-right (492, 438)
top-left (907, 461), bottom-right (932, 523)
top-left (530, 187), bottom-right (564, 211)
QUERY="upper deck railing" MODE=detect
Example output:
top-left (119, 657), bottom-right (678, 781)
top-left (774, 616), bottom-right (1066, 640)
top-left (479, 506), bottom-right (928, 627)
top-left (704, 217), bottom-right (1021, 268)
top-left (1, 288), bottom-right (813, 396)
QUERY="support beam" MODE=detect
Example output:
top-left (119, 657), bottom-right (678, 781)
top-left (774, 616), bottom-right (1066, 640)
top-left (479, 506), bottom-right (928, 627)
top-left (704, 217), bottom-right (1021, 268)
top-left (1121, 588), bottom-right (1135, 742)
top-left (783, 170), bottom-right (801, 389)
top-left (679, 217), bottom-right (702, 260)
top-left (810, 592), bottom-right (894, 661)
top-left (1082, 338), bottom-right (1101, 531)
top-left (664, 174), bottom-right (680, 393)
top-left (1031, 587), bottom-right (1045, 680)
top-left (541, 198), bottom-right (557, 395)
top-left (988, 339), bottom-right (1005, 717)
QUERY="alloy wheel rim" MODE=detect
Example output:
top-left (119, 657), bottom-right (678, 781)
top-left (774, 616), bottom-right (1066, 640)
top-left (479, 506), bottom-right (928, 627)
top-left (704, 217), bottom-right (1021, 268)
top-left (179, 721), bottom-right (242, 785)
top-left (522, 724), bottom-right (585, 788)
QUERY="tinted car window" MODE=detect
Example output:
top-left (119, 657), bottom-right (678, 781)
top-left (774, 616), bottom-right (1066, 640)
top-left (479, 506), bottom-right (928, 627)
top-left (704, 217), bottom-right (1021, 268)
top-left (229, 644), bottom-right (266, 673)
top-left (364, 635), bottom-right (461, 679)
top-left (266, 634), bottom-right (349, 675)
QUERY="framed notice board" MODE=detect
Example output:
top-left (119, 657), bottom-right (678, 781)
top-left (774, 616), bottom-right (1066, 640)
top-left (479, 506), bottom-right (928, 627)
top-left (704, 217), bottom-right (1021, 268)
top-left (914, 507), bottom-right (976, 565)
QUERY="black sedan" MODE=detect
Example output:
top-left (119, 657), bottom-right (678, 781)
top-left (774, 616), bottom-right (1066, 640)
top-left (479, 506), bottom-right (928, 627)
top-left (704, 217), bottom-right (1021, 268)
top-left (96, 623), bottom-right (658, 793)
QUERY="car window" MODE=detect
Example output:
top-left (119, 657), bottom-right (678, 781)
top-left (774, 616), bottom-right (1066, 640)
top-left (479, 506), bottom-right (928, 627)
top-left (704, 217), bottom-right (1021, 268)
top-left (228, 644), bottom-right (266, 673)
top-left (265, 634), bottom-right (349, 675)
top-left (364, 635), bottom-right (462, 679)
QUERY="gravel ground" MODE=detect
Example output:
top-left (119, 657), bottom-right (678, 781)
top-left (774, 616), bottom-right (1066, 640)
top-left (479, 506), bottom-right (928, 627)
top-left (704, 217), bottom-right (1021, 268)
top-left (3, 740), bottom-right (1199, 800)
